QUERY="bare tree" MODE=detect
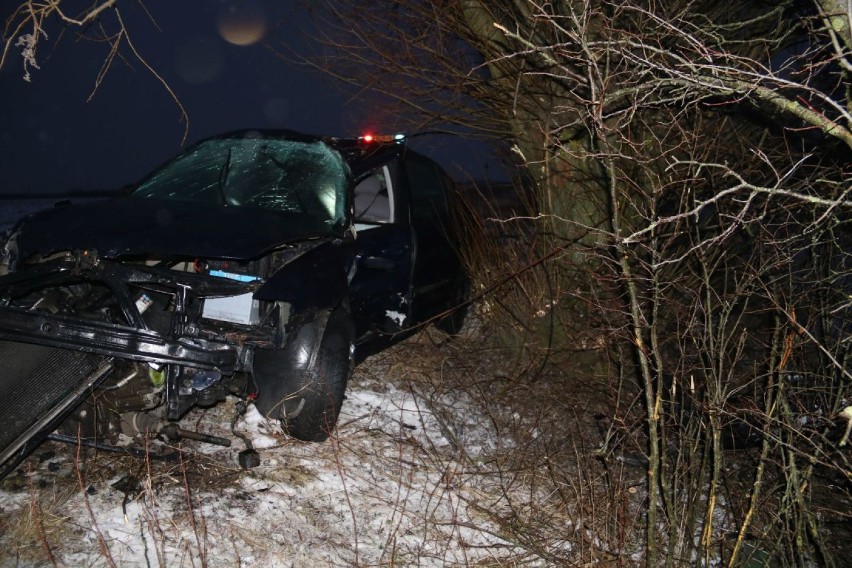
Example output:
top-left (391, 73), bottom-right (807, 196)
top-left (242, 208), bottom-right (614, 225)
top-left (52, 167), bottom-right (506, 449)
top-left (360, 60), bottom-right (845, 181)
top-left (305, 0), bottom-right (852, 565)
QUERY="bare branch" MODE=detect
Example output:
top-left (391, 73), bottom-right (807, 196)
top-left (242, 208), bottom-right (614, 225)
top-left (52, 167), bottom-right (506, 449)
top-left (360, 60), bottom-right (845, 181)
top-left (2, 1), bottom-right (188, 141)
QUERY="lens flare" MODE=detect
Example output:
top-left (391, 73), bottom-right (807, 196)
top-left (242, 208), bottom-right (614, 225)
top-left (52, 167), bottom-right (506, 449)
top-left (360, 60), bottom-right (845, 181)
top-left (218, 1), bottom-right (268, 46)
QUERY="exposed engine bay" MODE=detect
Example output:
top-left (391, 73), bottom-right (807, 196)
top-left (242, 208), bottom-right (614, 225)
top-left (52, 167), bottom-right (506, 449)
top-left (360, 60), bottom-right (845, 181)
top-left (0, 244), bottom-right (314, 473)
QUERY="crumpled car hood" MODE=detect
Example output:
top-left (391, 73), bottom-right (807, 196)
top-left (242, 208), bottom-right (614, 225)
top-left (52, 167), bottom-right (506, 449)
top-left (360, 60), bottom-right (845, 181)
top-left (11, 197), bottom-right (341, 261)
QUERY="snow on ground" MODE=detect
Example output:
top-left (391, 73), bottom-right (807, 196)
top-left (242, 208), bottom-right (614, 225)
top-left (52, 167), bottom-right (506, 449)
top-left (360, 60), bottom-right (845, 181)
top-left (0, 357), bottom-right (530, 567)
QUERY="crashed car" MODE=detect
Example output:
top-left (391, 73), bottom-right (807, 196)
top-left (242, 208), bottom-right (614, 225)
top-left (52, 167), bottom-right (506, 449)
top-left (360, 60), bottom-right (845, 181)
top-left (0, 129), bottom-right (468, 476)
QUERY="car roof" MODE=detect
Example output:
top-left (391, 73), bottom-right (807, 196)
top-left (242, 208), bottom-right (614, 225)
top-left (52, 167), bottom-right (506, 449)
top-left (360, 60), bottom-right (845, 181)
top-left (211, 129), bottom-right (433, 179)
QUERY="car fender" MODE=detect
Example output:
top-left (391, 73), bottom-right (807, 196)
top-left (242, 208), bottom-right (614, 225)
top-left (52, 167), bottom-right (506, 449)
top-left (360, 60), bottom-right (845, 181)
top-left (254, 240), bottom-right (352, 313)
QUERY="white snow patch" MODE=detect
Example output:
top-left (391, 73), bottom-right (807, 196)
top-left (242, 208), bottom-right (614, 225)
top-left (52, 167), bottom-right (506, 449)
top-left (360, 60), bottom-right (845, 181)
top-left (385, 310), bottom-right (407, 325)
top-left (234, 402), bottom-right (282, 449)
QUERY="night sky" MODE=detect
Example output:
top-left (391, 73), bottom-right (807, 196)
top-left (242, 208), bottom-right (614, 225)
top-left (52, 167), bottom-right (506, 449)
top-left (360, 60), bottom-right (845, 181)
top-left (0, 1), bottom-right (497, 196)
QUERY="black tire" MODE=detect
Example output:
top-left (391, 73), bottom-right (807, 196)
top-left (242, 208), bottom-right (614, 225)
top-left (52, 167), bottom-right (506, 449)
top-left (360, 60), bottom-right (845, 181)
top-left (435, 305), bottom-right (467, 335)
top-left (253, 308), bottom-right (353, 442)
top-left (434, 277), bottom-right (470, 335)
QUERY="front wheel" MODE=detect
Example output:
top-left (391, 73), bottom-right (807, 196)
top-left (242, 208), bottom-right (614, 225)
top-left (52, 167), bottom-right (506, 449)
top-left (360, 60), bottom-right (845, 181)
top-left (253, 307), bottom-right (353, 442)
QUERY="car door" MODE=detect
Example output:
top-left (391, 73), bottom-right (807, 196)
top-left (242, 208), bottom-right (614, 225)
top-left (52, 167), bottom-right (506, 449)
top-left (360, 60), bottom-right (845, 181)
top-left (403, 154), bottom-right (465, 323)
top-left (348, 161), bottom-right (414, 340)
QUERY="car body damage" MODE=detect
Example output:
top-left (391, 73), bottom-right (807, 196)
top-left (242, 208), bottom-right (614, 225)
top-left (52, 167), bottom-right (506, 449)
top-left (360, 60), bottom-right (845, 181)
top-left (0, 129), bottom-right (469, 476)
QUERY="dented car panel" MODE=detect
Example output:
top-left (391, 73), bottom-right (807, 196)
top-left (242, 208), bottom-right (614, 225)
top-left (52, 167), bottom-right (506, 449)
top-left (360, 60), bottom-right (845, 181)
top-left (0, 129), bottom-right (468, 476)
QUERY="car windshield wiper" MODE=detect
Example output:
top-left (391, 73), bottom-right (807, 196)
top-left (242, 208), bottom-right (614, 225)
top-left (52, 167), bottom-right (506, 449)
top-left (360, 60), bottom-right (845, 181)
top-left (217, 148), bottom-right (233, 206)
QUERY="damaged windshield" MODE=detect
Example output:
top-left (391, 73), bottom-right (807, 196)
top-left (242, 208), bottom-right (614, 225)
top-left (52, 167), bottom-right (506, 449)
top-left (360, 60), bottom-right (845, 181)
top-left (133, 137), bottom-right (349, 228)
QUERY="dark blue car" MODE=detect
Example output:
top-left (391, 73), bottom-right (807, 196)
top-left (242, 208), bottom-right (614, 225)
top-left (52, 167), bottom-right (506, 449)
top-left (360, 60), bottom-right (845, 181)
top-left (0, 129), bottom-right (468, 475)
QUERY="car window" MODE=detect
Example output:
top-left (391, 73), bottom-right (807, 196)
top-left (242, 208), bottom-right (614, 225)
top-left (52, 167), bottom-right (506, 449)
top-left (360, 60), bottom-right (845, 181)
top-left (353, 166), bottom-right (394, 224)
top-left (133, 138), bottom-right (349, 228)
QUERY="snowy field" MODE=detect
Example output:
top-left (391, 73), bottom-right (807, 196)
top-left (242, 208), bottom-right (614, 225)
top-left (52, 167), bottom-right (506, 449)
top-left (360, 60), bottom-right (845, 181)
top-left (0, 335), bottom-right (559, 567)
